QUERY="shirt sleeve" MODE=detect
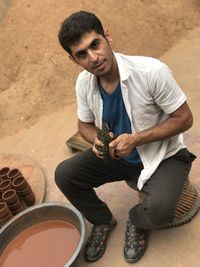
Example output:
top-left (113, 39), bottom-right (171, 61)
top-left (149, 64), bottom-right (186, 114)
top-left (75, 77), bottom-right (95, 122)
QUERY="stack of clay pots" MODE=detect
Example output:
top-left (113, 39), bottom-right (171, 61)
top-left (0, 167), bottom-right (36, 227)
top-left (0, 202), bottom-right (13, 226)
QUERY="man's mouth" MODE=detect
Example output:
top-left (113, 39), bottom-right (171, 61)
top-left (92, 60), bottom-right (105, 70)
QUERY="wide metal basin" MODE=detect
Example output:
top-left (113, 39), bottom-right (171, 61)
top-left (0, 202), bottom-right (86, 267)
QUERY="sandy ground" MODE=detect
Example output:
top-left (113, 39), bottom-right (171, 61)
top-left (1, 0), bottom-right (200, 138)
top-left (1, 1), bottom-right (200, 267)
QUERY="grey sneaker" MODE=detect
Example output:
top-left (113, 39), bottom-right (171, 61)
top-left (84, 217), bottom-right (117, 262)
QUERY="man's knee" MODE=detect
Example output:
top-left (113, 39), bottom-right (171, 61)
top-left (146, 196), bottom-right (176, 227)
top-left (54, 160), bottom-right (72, 189)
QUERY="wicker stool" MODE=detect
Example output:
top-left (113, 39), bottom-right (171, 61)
top-left (126, 179), bottom-right (200, 229)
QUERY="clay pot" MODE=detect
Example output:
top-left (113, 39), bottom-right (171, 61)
top-left (12, 176), bottom-right (30, 191)
top-left (2, 189), bottom-right (20, 205)
top-left (8, 199), bottom-right (24, 214)
top-left (0, 202), bottom-right (12, 218)
top-left (22, 192), bottom-right (36, 206)
top-left (0, 179), bottom-right (12, 193)
top-left (12, 205), bottom-right (24, 215)
top-left (7, 168), bottom-right (22, 181)
top-left (0, 212), bottom-right (13, 226)
top-left (16, 185), bottom-right (33, 197)
top-left (0, 167), bottom-right (10, 180)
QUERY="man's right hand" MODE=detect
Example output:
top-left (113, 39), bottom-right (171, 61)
top-left (93, 131), bottom-right (115, 159)
top-left (92, 136), bottom-right (105, 159)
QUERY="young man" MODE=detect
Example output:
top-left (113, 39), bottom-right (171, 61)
top-left (55, 11), bottom-right (196, 263)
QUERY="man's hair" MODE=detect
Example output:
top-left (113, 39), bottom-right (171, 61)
top-left (58, 11), bottom-right (105, 55)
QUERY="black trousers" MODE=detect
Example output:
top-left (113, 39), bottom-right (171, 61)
top-left (55, 148), bottom-right (195, 229)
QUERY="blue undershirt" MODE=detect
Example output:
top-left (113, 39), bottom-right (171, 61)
top-left (98, 80), bottom-right (141, 163)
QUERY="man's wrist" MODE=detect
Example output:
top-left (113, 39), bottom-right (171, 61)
top-left (131, 132), bottom-right (143, 146)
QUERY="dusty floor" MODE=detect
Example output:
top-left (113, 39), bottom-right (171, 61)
top-left (0, 1), bottom-right (200, 266)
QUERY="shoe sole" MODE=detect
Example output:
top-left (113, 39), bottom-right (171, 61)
top-left (85, 220), bottom-right (117, 262)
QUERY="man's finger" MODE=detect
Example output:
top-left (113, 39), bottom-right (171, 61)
top-left (109, 138), bottom-right (118, 148)
top-left (109, 145), bottom-right (116, 159)
top-left (108, 132), bottom-right (114, 138)
top-left (92, 145), bottom-right (104, 159)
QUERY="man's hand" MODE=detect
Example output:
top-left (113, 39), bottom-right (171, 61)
top-left (108, 102), bottom-right (193, 160)
top-left (93, 131), bottom-right (114, 159)
top-left (109, 133), bottom-right (136, 159)
top-left (92, 136), bottom-right (104, 159)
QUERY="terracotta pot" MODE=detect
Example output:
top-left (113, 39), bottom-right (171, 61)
top-left (16, 185), bottom-right (32, 198)
top-left (0, 212), bottom-right (13, 226)
top-left (12, 176), bottom-right (30, 191)
top-left (2, 189), bottom-right (20, 205)
top-left (0, 179), bottom-right (12, 193)
top-left (7, 168), bottom-right (22, 181)
top-left (22, 192), bottom-right (36, 206)
top-left (0, 167), bottom-right (10, 181)
top-left (0, 202), bottom-right (12, 218)
top-left (8, 199), bottom-right (24, 213)
top-left (12, 205), bottom-right (24, 215)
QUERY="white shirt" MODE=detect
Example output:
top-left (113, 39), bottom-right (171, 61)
top-left (75, 53), bottom-right (187, 190)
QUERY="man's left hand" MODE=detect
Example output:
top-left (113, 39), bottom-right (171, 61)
top-left (109, 133), bottom-right (136, 159)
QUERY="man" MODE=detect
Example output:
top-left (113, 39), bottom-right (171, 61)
top-left (55, 11), bottom-right (196, 263)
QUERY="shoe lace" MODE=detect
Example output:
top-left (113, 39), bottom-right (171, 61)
top-left (88, 224), bottom-right (109, 248)
top-left (125, 219), bottom-right (140, 248)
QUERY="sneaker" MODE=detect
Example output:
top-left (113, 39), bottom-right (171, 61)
top-left (84, 217), bottom-right (117, 262)
top-left (124, 218), bottom-right (148, 263)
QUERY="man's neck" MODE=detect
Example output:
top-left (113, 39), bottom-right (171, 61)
top-left (99, 56), bottom-right (119, 95)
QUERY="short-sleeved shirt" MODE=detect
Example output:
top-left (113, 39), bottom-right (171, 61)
top-left (75, 52), bottom-right (186, 190)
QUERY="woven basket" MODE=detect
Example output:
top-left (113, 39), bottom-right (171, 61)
top-left (126, 179), bottom-right (200, 229)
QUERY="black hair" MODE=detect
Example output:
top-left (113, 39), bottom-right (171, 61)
top-left (58, 11), bottom-right (105, 55)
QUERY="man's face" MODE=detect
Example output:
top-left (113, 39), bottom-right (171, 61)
top-left (69, 31), bottom-right (114, 77)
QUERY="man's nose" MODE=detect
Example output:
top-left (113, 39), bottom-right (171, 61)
top-left (88, 50), bottom-right (98, 62)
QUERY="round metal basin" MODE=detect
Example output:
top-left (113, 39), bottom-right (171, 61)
top-left (0, 202), bottom-right (86, 267)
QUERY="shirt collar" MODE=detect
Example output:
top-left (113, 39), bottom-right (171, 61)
top-left (114, 52), bottom-right (130, 82)
top-left (90, 52), bottom-right (130, 91)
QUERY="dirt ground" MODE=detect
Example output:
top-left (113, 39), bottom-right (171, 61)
top-left (1, 0), bottom-right (200, 138)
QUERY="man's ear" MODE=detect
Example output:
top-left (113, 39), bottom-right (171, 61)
top-left (104, 29), bottom-right (112, 44)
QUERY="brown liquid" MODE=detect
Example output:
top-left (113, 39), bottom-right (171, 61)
top-left (0, 220), bottom-right (80, 267)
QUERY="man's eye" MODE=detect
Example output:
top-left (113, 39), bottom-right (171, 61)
top-left (92, 40), bottom-right (99, 48)
top-left (77, 52), bottom-right (86, 59)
